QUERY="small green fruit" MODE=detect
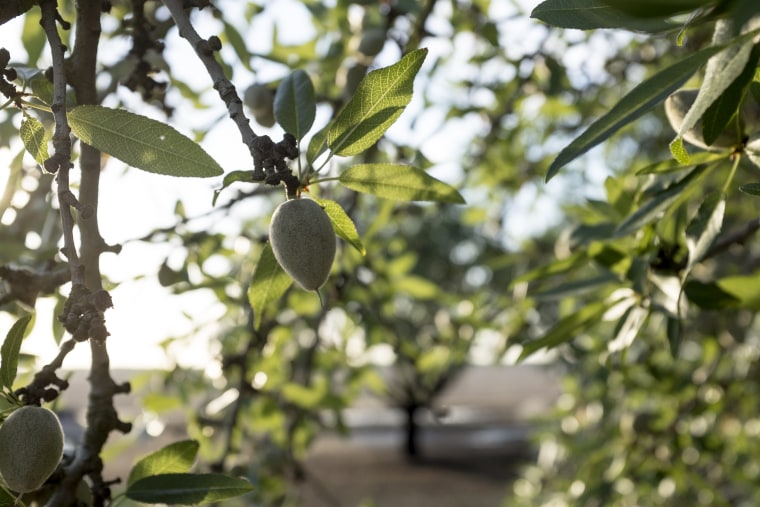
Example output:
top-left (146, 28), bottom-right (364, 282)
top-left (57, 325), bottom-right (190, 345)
top-left (269, 198), bottom-right (336, 290)
top-left (0, 406), bottom-right (64, 493)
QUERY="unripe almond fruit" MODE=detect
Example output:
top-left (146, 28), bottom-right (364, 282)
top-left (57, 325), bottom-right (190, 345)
top-left (0, 406), bottom-right (64, 493)
top-left (269, 198), bottom-right (336, 291)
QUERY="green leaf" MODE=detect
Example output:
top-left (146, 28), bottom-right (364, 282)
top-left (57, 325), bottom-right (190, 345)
top-left (212, 170), bottom-right (257, 206)
top-left (674, 23), bottom-right (759, 141)
top-left (68, 105), bottom-right (223, 178)
top-left (635, 151), bottom-right (726, 174)
top-left (739, 182), bottom-right (760, 196)
top-left (684, 280), bottom-right (740, 309)
top-left (598, 0), bottom-right (715, 18)
top-left (701, 45), bottom-right (759, 146)
top-left (1, 315), bottom-right (32, 390)
top-left (684, 192), bottom-right (725, 273)
top-left (221, 21), bottom-right (253, 72)
top-left (395, 275), bottom-right (441, 300)
top-left (127, 440), bottom-right (200, 487)
top-left (306, 124), bottom-right (329, 166)
top-left (315, 198), bottom-right (365, 255)
top-left (669, 137), bottom-right (691, 164)
top-left (22, 11), bottom-right (46, 67)
top-left (20, 114), bottom-right (49, 165)
top-left (328, 48), bottom-right (427, 156)
top-left (275, 70), bottom-right (316, 141)
top-left (614, 165), bottom-right (708, 238)
top-left (518, 301), bottom-right (608, 361)
top-left (126, 473), bottom-right (253, 505)
top-left (531, 0), bottom-right (677, 31)
top-left (339, 163), bottom-right (465, 203)
top-left (248, 243), bottom-right (293, 330)
top-left (545, 43), bottom-right (726, 181)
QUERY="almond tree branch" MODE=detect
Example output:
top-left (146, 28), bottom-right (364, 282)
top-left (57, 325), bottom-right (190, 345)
top-left (161, 0), bottom-right (300, 196)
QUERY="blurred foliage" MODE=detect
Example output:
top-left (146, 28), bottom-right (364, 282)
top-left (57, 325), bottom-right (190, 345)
top-left (3, 0), bottom-right (760, 505)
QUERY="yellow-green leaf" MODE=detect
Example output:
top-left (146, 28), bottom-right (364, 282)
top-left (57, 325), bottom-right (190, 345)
top-left (339, 163), bottom-right (465, 203)
top-left (248, 243), bottom-right (292, 330)
top-left (20, 115), bottom-right (49, 165)
top-left (68, 105), bottom-right (223, 178)
top-left (315, 198), bottom-right (365, 255)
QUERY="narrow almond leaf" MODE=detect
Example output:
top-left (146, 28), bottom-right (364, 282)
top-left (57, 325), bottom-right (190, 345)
top-left (328, 49), bottom-right (427, 156)
top-left (248, 242), bottom-right (293, 330)
top-left (1, 315), bottom-right (33, 390)
top-left (614, 164), bottom-right (707, 238)
top-left (126, 473), bottom-right (253, 505)
top-left (68, 105), bottom-right (223, 178)
top-left (127, 440), bottom-right (200, 487)
top-left (275, 70), bottom-right (316, 141)
top-left (315, 198), bottom-right (366, 255)
top-left (739, 182), bottom-right (760, 196)
top-left (701, 46), bottom-right (759, 146)
top-left (531, 0), bottom-right (677, 32)
top-left (599, 0), bottom-right (715, 18)
top-left (685, 192), bottom-right (725, 272)
top-left (20, 115), bottom-right (49, 165)
top-left (545, 43), bottom-right (726, 181)
top-left (306, 124), bottom-right (329, 166)
top-left (676, 21), bottom-right (757, 142)
top-left (339, 163), bottom-right (465, 203)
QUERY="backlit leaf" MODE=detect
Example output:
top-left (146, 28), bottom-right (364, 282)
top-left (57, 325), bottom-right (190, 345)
top-left (315, 198), bottom-right (365, 255)
top-left (127, 440), bottom-right (200, 487)
top-left (328, 49), bottom-right (427, 156)
top-left (339, 163), bottom-right (465, 203)
top-left (20, 114), bottom-right (49, 165)
top-left (248, 243), bottom-right (292, 330)
top-left (1, 315), bottom-right (32, 390)
top-left (68, 105), bottom-right (223, 178)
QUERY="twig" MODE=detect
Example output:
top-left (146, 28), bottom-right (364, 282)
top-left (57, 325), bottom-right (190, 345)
top-left (39, 0), bottom-right (83, 288)
top-left (161, 0), bottom-right (260, 173)
top-left (161, 0), bottom-right (300, 196)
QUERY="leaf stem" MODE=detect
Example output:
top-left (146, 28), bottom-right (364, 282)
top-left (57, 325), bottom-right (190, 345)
top-left (721, 153), bottom-right (741, 195)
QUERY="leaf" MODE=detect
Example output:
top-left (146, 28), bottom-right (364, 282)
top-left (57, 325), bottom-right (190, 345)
top-left (701, 46), bottom-right (759, 146)
top-left (614, 165), bottom-right (708, 238)
top-left (635, 151), bottom-right (726, 174)
top-left (1, 315), bottom-right (32, 390)
top-left (328, 49), bottom-right (427, 156)
top-left (68, 105), bottom-right (223, 178)
top-left (275, 70), bottom-right (316, 141)
top-left (212, 170), bottom-right (257, 206)
top-left (518, 301), bottom-right (608, 361)
top-left (127, 440), bottom-right (200, 487)
top-left (315, 198), bottom-right (366, 255)
top-left (669, 137), bottom-right (691, 165)
top-left (599, 0), bottom-right (715, 18)
top-left (531, 0), bottom-right (677, 32)
top-left (739, 182), bottom-right (760, 196)
top-left (306, 124), bottom-right (329, 166)
top-left (20, 114), bottom-right (49, 165)
top-left (545, 43), bottom-right (726, 181)
top-left (684, 191), bottom-right (725, 273)
top-left (248, 243), bottom-right (293, 330)
top-left (675, 22), bottom-right (758, 141)
top-left (221, 21), bottom-right (253, 72)
top-left (339, 163), bottom-right (465, 203)
top-left (684, 280), bottom-right (740, 309)
top-left (126, 473), bottom-right (253, 505)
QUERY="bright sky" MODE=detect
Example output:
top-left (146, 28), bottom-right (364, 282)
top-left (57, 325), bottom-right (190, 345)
top-left (0, 0), bottom-right (592, 370)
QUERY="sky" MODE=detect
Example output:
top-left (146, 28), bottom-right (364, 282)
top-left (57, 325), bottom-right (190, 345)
top-left (0, 0), bottom-right (598, 370)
